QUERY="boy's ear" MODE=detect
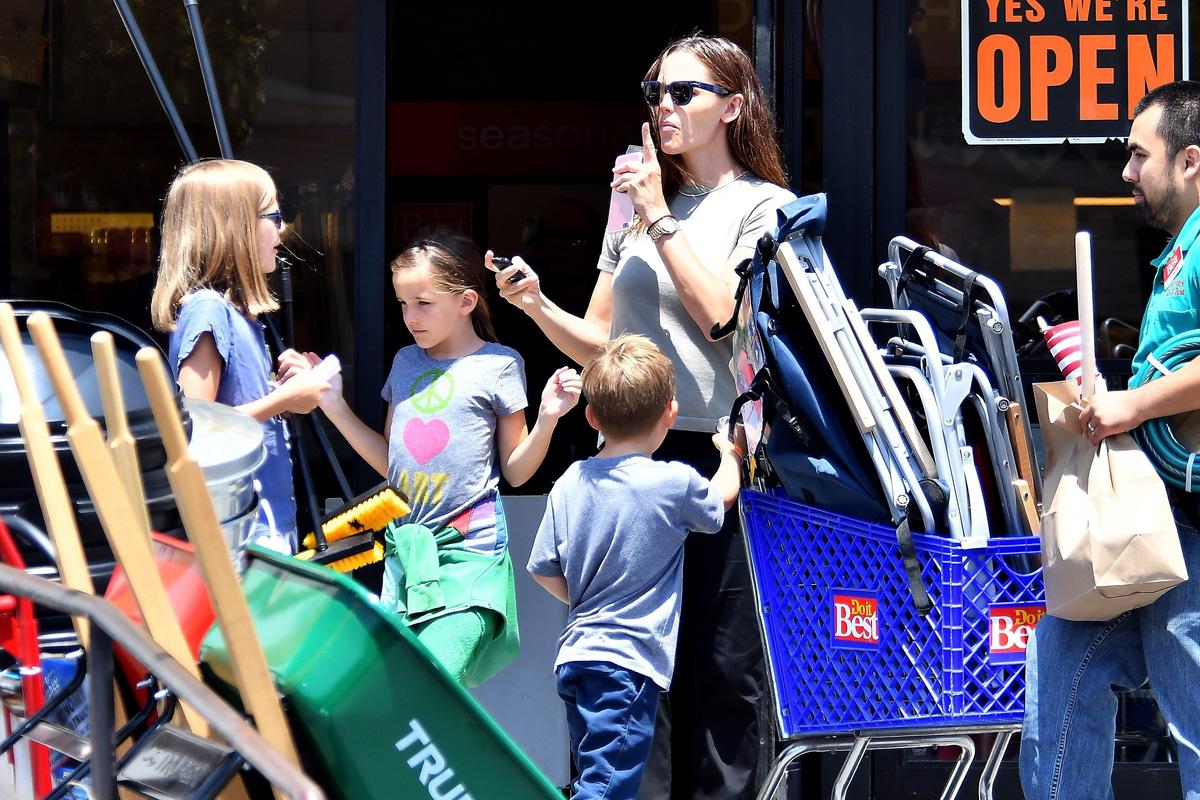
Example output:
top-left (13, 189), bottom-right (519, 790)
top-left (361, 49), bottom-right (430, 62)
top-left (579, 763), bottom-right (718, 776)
top-left (584, 404), bottom-right (602, 432)
top-left (663, 399), bottom-right (679, 428)
top-left (460, 289), bottom-right (479, 315)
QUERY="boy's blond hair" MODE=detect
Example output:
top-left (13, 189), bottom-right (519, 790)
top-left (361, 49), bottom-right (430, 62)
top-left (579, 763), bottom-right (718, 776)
top-left (582, 334), bottom-right (676, 440)
top-left (151, 159), bottom-right (280, 331)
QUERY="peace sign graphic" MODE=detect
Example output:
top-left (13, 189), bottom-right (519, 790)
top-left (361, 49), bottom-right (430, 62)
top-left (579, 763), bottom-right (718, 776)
top-left (409, 368), bottom-right (455, 415)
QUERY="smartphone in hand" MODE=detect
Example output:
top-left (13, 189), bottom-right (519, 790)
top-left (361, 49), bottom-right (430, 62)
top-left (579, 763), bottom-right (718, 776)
top-left (490, 257), bottom-right (528, 285)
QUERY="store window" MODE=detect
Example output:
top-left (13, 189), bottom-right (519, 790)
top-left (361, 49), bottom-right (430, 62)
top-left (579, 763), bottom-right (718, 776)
top-left (1, 0), bottom-right (357, 365)
top-left (906, 0), bottom-right (1197, 384)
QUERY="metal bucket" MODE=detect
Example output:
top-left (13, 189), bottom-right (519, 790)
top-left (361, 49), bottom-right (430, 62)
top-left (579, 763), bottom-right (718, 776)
top-left (182, 397), bottom-right (265, 525)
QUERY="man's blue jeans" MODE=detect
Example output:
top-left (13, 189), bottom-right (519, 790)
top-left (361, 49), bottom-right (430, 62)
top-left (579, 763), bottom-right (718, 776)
top-left (558, 661), bottom-right (660, 800)
top-left (1021, 523), bottom-right (1200, 800)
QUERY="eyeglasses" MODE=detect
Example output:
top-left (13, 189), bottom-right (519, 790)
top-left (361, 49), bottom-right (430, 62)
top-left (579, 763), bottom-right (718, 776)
top-left (258, 210), bottom-right (285, 229)
top-left (641, 80), bottom-right (732, 107)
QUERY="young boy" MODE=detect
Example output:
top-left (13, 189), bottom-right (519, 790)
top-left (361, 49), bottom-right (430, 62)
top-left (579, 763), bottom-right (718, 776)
top-left (527, 333), bottom-right (744, 800)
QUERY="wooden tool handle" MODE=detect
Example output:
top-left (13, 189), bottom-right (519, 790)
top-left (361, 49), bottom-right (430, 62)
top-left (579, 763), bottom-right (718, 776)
top-left (91, 332), bottom-right (131, 441)
top-left (91, 331), bottom-right (152, 541)
top-left (29, 317), bottom-right (210, 737)
top-left (0, 306), bottom-right (96, 640)
top-left (26, 313), bottom-right (91, 425)
top-left (0, 305), bottom-right (38, 402)
top-left (1005, 402), bottom-right (1039, 507)
top-left (1013, 479), bottom-right (1040, 535)
top-left (137, 348), bottom-right (301, 771)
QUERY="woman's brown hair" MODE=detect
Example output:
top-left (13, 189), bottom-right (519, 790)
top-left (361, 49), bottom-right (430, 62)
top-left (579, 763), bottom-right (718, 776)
top-left (644, 34), bottom-right (789, 200)
top-left (390, 230), bottom-right (499, 343)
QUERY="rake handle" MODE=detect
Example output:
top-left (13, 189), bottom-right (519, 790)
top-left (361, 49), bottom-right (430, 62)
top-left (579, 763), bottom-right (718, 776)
top-left (26, 313), bottom-right (92, 426)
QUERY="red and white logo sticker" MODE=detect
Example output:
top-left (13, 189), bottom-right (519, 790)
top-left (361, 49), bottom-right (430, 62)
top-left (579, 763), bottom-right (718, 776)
top-left (832, 591), bottom-right (880, 650)
top-left (988, 603), bottom-right (1045, 665)
top-left (1163, 246), bottom-right (1184, 287)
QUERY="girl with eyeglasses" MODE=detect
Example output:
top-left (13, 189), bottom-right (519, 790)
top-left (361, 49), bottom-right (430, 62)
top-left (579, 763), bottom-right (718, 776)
top-left (490, 34), bottom-right (794, 800)
top-left (151, 159), bottom-right (331, 553)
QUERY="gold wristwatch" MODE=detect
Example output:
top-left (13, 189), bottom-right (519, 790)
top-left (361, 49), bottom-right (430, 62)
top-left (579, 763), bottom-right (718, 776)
top-left (647, 214), bottom-right (680, 241)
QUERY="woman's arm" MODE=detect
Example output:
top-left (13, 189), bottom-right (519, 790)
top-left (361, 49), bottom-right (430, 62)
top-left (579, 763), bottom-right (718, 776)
top-left (495, 366), bottom-right (582, 486)
top-left (317, 378), bottom-right (390, 478)
top-left (177, 332), bottom-right (329, 422)
top-left (492, 254), bottom-right (612, 367)
top-left (611, 123), bottom-right (740, 339)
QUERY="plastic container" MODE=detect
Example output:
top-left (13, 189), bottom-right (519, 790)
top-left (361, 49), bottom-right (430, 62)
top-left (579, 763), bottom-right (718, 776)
top-left (200, 546), bottom-right (562, 800)
top-left (740, 489), bottom-right (1044, 738)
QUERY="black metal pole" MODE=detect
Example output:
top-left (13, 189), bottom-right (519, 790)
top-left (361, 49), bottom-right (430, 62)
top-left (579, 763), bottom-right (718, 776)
top-left (110, 0), bottom-right (199, 162)
top-left (182, 0), bottom-right (233, 158)
top-left (88, 627), bottom-right (116, 800)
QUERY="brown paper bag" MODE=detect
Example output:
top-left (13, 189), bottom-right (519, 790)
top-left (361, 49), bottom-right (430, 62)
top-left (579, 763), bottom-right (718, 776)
top-left (1033, 380), bottom-right (1187, 621)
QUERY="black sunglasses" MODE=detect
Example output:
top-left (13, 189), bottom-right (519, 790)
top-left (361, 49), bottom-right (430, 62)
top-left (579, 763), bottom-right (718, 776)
top-left (258, 210), bottom-right (285, 230)
top-left (641, 80), bottom-right (733, 107)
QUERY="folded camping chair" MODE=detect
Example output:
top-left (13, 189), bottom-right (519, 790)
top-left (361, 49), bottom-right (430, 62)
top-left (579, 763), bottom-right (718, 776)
top-left (771, 197), bottom-right (938, 533)
top-left (880, 237), bottom-right (1041, 507)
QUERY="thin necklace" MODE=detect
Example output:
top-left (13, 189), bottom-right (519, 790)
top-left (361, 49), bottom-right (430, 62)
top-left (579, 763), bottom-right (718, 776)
top-left (679, 170), bottom-right (749, 198)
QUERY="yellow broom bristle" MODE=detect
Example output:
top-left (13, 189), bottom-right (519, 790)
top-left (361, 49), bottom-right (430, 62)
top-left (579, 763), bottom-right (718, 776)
top-left (327, 541), bottom-right (385, 573)
top-left (302, 486), bottom-right (410, 550)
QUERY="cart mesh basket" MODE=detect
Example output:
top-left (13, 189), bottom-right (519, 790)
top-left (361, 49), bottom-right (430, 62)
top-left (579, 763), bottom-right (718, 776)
top-left (741, 489), bottom-right (1044, 738)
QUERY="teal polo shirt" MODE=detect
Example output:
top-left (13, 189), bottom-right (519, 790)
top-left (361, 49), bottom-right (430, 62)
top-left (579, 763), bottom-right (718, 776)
top-left (1129, 204), bottom-right (1200, 387)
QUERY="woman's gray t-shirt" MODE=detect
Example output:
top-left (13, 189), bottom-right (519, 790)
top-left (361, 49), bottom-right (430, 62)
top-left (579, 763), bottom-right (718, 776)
top-left (599, 176), bottom-right (795, 431)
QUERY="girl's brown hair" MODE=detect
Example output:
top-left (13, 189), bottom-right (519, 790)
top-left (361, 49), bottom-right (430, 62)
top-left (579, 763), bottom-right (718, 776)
top-left (644, 34), bottom-right (789, 200)
top-left (151, 159), bottom-right (279, 331)
top-left (390, 231), bottom-right (498, 342)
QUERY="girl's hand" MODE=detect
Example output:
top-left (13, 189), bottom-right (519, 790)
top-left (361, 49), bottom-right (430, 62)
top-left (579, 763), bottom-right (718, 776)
top-left (490, 251), bottom-right (543, 315)
top-left (611, 123), bottom-right (669, 223)
top-left (276, 348), bottom-right (316, 384)
top-left (276, 370), bottom-right (332, 414)
top-left (539, 366), bottom-right (582, 420)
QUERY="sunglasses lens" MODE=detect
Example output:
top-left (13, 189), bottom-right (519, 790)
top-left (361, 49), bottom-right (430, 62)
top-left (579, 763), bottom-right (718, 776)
top-left (668, 82), bottom-right (694, 106)
top-left (641, 81), bottom-right (661, 105)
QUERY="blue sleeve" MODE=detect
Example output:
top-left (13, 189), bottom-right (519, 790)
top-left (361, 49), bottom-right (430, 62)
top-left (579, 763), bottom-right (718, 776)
top-left (678, 466), bottom-right (725, 535)
top-left (527, 492), bottom-right (563, 577)
top-left (493, 354), bottom-right (528, 417)
top-left (172, 294), bottom-right (233, 376)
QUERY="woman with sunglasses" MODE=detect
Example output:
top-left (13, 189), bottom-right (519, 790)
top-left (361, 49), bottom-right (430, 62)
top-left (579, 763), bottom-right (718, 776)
top-left (490, 34), bottom-right (793, 800)
top-left (150, 159), bottom-right (331, 553)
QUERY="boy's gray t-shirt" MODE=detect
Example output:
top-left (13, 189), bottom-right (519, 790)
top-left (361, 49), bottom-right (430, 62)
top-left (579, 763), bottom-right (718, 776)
top-left (599, 176), bottom-right (796, 432)
top-left (381, 343), bottom-right (527, 538)
top-left (527, 454), bottom-right (725, 690)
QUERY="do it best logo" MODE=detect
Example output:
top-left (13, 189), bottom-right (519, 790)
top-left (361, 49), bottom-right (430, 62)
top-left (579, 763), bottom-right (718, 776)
top-left (988, 603), bottom-right (1046, 665)
top-left (831, 591), bottom-right (880, 650)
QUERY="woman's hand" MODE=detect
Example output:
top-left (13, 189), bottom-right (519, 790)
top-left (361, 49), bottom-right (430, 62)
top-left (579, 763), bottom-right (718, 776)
top-left (488, 250), bottom-right (544, 315)
top-left (538, 366), bottom-right (582, 421)
top-left (611, 123), bottom-right (670, 223)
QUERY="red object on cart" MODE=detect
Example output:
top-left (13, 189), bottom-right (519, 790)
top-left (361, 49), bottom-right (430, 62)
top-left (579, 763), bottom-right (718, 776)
top-left (0, 517), bottom-right (53, 797)
top-left (104, 532), bottom-right (216, 705)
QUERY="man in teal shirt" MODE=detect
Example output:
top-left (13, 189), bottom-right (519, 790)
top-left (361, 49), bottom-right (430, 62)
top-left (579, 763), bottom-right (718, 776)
top-left (1021, 80), bottom-right (1200, 800)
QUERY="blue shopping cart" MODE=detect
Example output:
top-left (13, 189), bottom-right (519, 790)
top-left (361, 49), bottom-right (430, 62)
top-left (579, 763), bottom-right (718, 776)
top-left (741, 489), bottom-right (1045, 799)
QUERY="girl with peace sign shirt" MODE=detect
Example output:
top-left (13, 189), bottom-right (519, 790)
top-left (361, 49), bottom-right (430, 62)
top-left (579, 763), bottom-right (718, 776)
top-left (490, 35), bottom-right (794, 800)
top-left (314, 232), bottom-right (581, 685)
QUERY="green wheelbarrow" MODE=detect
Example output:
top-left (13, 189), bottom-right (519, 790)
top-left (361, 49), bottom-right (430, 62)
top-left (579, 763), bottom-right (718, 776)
top-left (200, 544), bottom-right (562, 799)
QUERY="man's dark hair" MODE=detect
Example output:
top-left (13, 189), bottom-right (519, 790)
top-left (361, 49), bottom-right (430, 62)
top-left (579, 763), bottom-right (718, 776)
top-left (1134, 80), bottom-right (1200, 157)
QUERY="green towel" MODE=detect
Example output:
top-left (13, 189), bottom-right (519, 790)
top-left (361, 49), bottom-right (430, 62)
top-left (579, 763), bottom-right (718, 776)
top-left (384, 520), bottom-right (520, 686)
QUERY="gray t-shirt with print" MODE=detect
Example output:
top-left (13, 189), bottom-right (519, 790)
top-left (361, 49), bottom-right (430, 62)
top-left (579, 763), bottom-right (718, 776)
top-left (381, 343), bottom-right (527, 542)
top-left (527, 454), bottom-right (725, 690)
top-left (599, 176), bottom-right (795, 431)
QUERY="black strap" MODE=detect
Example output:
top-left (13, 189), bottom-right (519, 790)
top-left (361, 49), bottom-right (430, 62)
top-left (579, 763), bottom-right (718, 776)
top-left (710, 256), bottom-right (756, 340)
top-left (894, 245), bottom-right (932, 303)
top-left (896, 511), bottom-right (932, 616)
top-left (953, 272), bottom-right (979, 363)
top-left (734, 368), bottom-right (811, 448)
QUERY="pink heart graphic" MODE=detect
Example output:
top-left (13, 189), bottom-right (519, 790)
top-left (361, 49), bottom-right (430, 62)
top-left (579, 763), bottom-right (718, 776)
top-left (403, 418), bottom-right (450, 466)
